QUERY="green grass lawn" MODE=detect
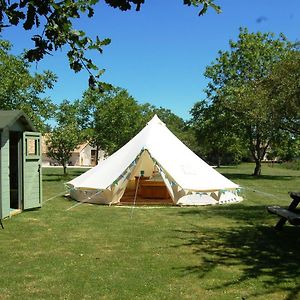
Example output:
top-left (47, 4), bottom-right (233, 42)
top-left (1, 163), bottom-right (300, 299)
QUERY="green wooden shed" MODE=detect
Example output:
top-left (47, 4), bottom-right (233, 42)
top-left (0, 110), bottom-right (42, 220)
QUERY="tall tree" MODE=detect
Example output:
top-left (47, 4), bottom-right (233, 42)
top-left (266, 132), bottom-right (300, 162)
top-left (237, 49), bottom-right (300, 164)
top-left (0, 1), bottom-right (220, 88)
top-left (80, 86), bottom-right (145, 156)
top-left (190, 100), bottom-right (246, 166)
top-left (203, 28), bottom-right (295, 175)
top-left (0, 39), bottom-right (56, 131)
top-left (262, 50), bottom-right (300, 136)
top-left (46, 100), bottom-right (82, 174)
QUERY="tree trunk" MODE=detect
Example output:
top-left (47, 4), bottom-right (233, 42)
top-left (253, 159), bottom-right (261, 176)
top-left (217, 153), bottom-right (221, 168)
top-left (96, 145), bottom-right (99, 164)
top-left (63, 163), bottom-right (67, 175)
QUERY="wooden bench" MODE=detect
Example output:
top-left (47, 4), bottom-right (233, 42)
top-left (139, 181), bottom-right (170, 199)
top-left (267, 206), bottom-right (300, 226)
top-left (267, 192), bottom-right (300, 230)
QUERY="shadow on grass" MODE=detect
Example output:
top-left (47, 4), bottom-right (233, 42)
top-left (174, 208), bottom-right (300, 299)
top-left (178, 204), bottom-right (270, 225)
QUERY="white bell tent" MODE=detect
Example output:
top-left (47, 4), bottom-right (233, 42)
top-left (67, 115), bottom-right (242, 205)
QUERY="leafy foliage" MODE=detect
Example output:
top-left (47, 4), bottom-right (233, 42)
top-left (203, 28), bottom-right (296, 175)
top-left (0, 0), bottom-right (220, 88)
top-left (0, 39), bottom-right (56, 131)
top-left (190, 100), bottom-right (246, 166)
top-left (183, 0), bottom-right (221, 15)
top-left (261, 51), bottom-right (300, 135)
top-left (79, 85), bottom-right (197, 157)
top-left (46, 100), bottom-right (82, 174)
top-left (80, 87), bottom-right (146, 155)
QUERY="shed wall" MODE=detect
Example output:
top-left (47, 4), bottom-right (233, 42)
top-left (0, 131), bottom-right (1, 217)
top-left (0, 129), bottom-right (10, 218)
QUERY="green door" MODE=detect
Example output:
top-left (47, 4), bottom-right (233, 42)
top-left (23, 132), bottom-right (42, 210)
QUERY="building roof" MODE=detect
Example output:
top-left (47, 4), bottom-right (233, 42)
top-left (0, 110), bottom-right (37, 131)
top-left (75, 142), bottom-right (90, 153)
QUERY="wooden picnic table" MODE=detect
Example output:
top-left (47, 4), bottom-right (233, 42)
top-left (267, 192), bottom-right (300, 230)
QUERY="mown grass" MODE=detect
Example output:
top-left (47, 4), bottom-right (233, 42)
top-left (1, 164), bottom-right (300, 299)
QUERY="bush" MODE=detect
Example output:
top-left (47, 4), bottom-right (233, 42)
top-left (281, 160), bottom-right (300, 170)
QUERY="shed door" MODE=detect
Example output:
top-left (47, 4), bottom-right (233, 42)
top-left (23, 132), bottom-right (42, 210)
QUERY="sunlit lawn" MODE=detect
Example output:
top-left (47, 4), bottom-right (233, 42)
top-left (1, 163), bottom-right (300, 299)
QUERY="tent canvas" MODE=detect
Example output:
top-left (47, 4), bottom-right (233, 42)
top-left (67, 115), bottom-right (242, 205)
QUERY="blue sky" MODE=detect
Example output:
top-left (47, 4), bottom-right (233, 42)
top-left (2, 0), bottom-right (300, 120)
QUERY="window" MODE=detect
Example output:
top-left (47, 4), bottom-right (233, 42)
top-left (25, 137), bottom-right (40, 158)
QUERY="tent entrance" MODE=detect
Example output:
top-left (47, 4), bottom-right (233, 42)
top-left (118, 150), bottom-right (173, 205)
top-left (120, 172), bottom-right (173, 205)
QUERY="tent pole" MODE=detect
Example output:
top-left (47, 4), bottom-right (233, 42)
top-left (130, 176), bottom-right (140, 218)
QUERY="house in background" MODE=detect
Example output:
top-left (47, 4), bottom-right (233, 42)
top-left (69, 142), bottom-right (106, 166)
top-left (42, 137), bottom-right (106, 167)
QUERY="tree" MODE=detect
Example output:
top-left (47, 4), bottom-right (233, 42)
top-left (234, 49), bottom-right (300, 165)
top-left (46, 100), bottom-right (82, 174)
top-left (79, 86), bottom-right (198, 158)
top-left (190, 100), bottom-right (246, 167)
top-left (266, 132), bottom-right (300, 162)
top-left (204, 28), bottom-right (295, 175)
top-left (0, 1), bottom-right (220, 88)
top-left (80, 86), bottom-right (146, 156)
top-left (0, 39), bottom-right (56, 131)
top-left (262, 51), bottom-right (300, 136)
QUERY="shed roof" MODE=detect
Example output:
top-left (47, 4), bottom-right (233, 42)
top-left (0, 110), bottom-right (37, 131)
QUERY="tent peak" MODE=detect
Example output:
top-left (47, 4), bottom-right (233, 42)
top-left (147, 114), bottom-right (166, 126)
